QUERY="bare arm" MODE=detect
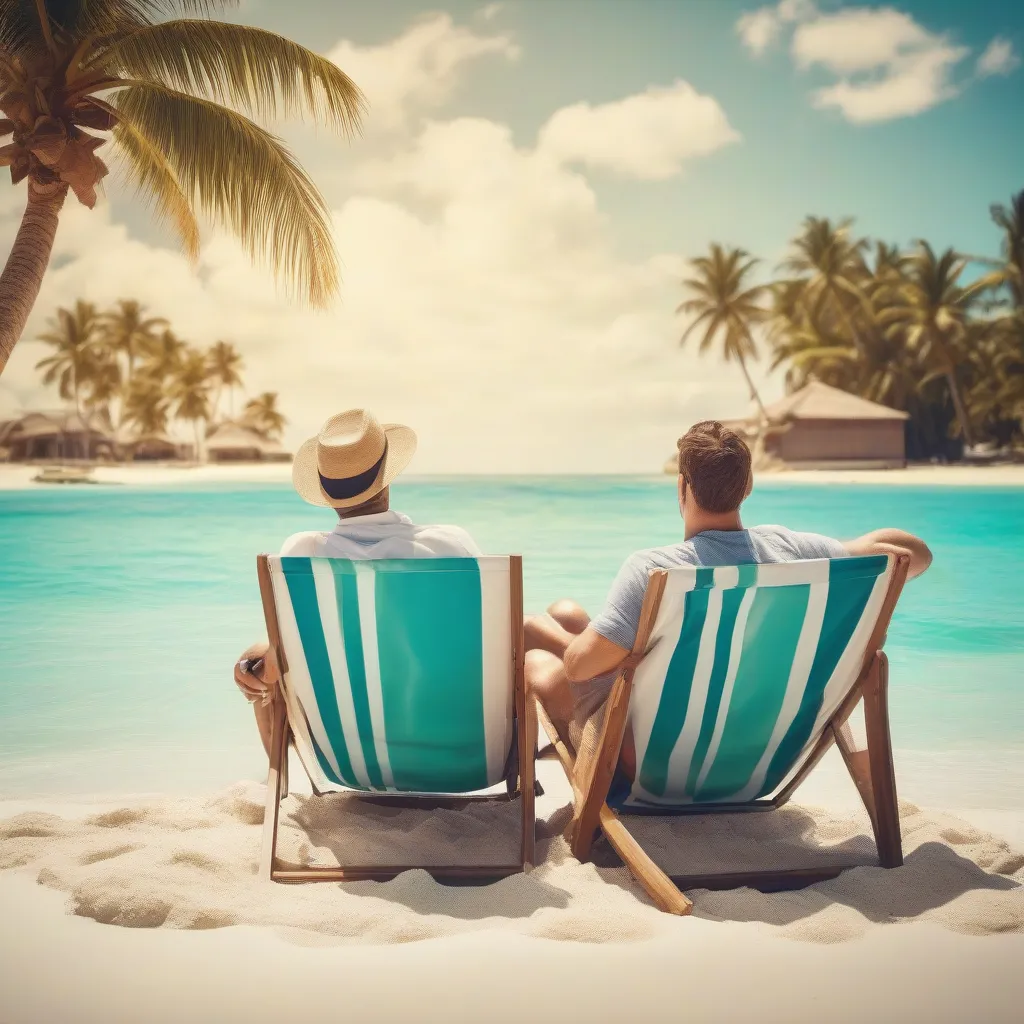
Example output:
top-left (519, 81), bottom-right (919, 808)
top-left (233, 641), bottom-right (281, 758)
top-left (844, 528), bottom-right (933, 579)
top-left (563, 627), bottom-right (631, 684)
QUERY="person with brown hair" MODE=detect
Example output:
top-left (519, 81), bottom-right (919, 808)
top-left (525, 420), bottom-right (931, 773)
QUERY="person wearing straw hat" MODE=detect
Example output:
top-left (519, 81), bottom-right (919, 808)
top-left (233, 409), bottom-right (481, 754)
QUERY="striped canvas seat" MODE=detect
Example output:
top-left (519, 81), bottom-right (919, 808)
top-left (267, 555), bottom-right (515, 795)
top-left (621, 555), bottom-right (893, 810)
top-left (537, 551), bottom-right (909, 916)
top-left (255, 553), bottom-right (535, 884)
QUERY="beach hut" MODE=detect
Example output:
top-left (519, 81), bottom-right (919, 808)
top-left (723, 381), bottom-right (909, 469)
top-left (205, 422), bottom-right (291, 463)
top-left (0, 409), bottom-right (116, 462)
top-left (113, 424), bottom-right (193, 462)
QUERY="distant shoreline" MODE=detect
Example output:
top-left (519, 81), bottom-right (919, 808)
top-left (1, 462), bottom-right (1023, 490)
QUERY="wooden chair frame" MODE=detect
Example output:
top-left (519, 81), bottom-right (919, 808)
top-left (537, 554), bottom-right (911, 916)
top-left (256, 554), bottom-right (536, 884)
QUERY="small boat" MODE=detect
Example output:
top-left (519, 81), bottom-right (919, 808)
top-left (32, 465), bottom-right (99, 485)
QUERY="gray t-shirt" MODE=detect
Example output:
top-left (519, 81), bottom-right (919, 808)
top-left (590, 525), bottom-right (848, 650)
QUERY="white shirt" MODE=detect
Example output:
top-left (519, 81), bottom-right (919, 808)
top-left (279, 510), bottom-right (482, 559)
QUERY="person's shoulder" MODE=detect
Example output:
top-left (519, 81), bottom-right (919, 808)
top-left (750, 524), bottom-right (846, 559)
top-left (278, 531), bottom-right (324, 557)
top-left (634, 542), bottom-right (701, 568)
top-left (617, 543), bottom-right (699, 578)
top-left (414, 522), bottom-right (482, 557)
top-left (748, 524), bottom-right (791, 541)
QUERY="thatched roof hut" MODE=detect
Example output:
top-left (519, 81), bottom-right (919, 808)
top-left (727, 381), bottom-right (909, 469)
top-left (205, 422), bottom-right (291, 463)
top-left (113, 423), bottom-right (193, 462)
top-left (0, 409), bottom-right (116, 462)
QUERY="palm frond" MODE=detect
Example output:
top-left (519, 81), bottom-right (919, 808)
top-left (94, 18), bottom-right (364, 135)
top-left (111, 81), bottom-right (338, 306)
top-left (678, 308), bottom-right (713, 347)
top-left (2, 2), bottom-right (239, 53)
top-left (112, 113), bottom-right (201, 260)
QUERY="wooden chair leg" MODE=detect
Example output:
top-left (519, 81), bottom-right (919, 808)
top-left (862, 651), bottom-right (902, 868)
top-left (520, 688), bottom-right (537, 868)
top-left (599, 807), bottom-right (693, 916)
top-left (280, 737), bottom-right (290, 801)
top-left (833, 717), bottom-right (877, 826)
top-left (259, 698), bottom-right (288, 882)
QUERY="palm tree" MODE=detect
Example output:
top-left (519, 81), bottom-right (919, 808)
top-left (779, 217), bottom-right (872, 355)
top-left (34, 299), bottom-right (101, 417)
top-left (168, 346), bottom-right (211, 461)
top-left (34, 299), bottom-right (103, 458)
top-left (241, 390), bottom-right (286, 440)
top-left (100, 299), bottom-right (167, 385)
top-left (82, 349), bottom-right (123, 428)
top-left (975, 190), bottom-right (1024, 312)
top-left (878, 243), bottom-right (988, 447)
top-left (122, 375), bottom-right (170, 437)
top-left (678, 243), bottom-right (769, 423)
top-left (140, 327), bottom-right (186, 383)
top-left (0, 1), bottom-right (365, 377)
top-left (206, 339), bottom-right (243, 421)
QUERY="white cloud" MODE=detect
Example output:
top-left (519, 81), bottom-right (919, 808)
top-left (535, 82), bottom-right (739, 181)
top-left (326, 13), bottom-right (519, 133)
top-left (736, 8), bottom-right (782, 56)
top-left (476, 3), bottom-right (503, 22)
top-left (737, 3), bottom-right (978, 123)
top-left (792, 7), bottom-right (934, 73)
top-left (810, 41), bottom-right (968, 122)
top-left (976, 37), bottom-right (1020, 78)
top-left (736, 0), bottom-right (817, 56)
top-left (0, 76), bottom-right (755, 473)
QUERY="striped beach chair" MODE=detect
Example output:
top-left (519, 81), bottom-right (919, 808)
top-left (537, 553), bottom-right (910, 916)
top-left (255, 554), bottom-right (536, 883)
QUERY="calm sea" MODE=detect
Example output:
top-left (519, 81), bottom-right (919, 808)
top-left (1, 478), bottom-right (1022, 807)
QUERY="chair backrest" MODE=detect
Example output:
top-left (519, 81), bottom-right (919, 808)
top-left (263, 555), bottom-right (515, 795)
top-left (619, 555), bottom-right (894, 810)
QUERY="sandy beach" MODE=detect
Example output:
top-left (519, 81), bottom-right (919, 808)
top-left (2, 461), bottom-right (1024, 489)
top-left (2, 750), bottom-right (1022, 1023)
top-left (3, 452), bottom-right (1022, 1022)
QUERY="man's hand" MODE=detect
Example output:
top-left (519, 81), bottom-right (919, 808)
top-left (234, 642), bottom-right (281, 705)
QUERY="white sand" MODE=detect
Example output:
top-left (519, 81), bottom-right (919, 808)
top-left (1, 758), bottom-right (1022, 1021)
top-left (758, 464), bottom-right (1024, 487)
top-left (0, 461), bottom-right (295, 489)
top-left (2, 462), bottom-right (1023, 489)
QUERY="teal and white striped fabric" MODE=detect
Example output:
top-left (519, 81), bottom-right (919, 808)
top-left (267, 556), bottom-right (515, 795)
top-left (619, 555), bottom-right (892, 811)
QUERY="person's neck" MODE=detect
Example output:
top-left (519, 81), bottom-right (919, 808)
top-left (683, 509), bottom-right (743, 541)
top-left (336, 489), bottom-right (390, 520)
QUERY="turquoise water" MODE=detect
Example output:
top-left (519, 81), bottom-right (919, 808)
top-left (1, 478), bottom-right (1022, 803)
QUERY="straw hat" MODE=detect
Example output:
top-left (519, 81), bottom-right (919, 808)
top-left (292, 409), bottom-right (417, 508)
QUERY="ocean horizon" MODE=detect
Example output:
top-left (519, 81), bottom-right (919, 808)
top-left (2, 477), bottom-right (1022, 807)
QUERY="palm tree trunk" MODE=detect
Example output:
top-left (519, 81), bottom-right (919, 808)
top-left (737, 352), bottom-right (770, 467)
top-left (73, 380), bottom-right (90, 462)
top-left (0, 182), bottom-right (69, 377)
top-left (834, 292), bottom-right (867, 357)
top-left (945, 368), bottom-right (975, 449)
top-left (737, 352), bottom-right (769, 422)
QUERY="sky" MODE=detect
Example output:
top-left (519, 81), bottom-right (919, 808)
top-left (1, 0), bottom-right (1021, 472)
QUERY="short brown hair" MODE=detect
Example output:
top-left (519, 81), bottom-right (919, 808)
top-left (676, 421), bottom-right (751, 513)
